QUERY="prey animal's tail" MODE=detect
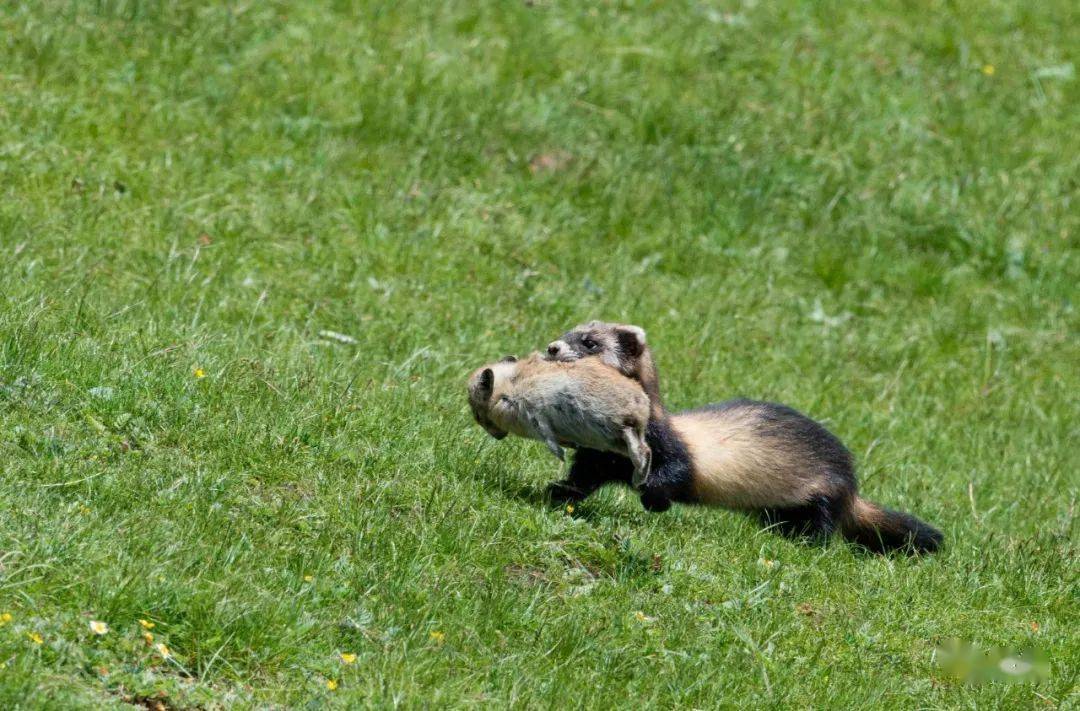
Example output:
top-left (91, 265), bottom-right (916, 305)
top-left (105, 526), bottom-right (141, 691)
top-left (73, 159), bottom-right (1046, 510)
top-left (841, 496), bottom-right (943, 554)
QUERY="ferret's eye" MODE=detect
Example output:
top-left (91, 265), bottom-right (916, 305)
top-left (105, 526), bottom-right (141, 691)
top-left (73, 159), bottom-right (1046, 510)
top-left (582, 337), bottom-right (598, 350)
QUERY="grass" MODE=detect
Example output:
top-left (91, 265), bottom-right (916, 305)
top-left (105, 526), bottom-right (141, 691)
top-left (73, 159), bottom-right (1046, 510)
top-left (0, 0), bottom-right (1077, 707)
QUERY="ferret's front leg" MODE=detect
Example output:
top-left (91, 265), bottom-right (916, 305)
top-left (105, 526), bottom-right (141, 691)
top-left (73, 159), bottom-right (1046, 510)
top-left (547, 448), bottom-right (633, 504)
top-left (638, 455), bottom-right (689, 513)
top-left (639, 486), bottom-right (672, 512)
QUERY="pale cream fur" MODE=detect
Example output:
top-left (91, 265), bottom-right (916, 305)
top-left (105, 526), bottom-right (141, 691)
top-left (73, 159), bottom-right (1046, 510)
top-left (672, 409), bottom-right (828, 509)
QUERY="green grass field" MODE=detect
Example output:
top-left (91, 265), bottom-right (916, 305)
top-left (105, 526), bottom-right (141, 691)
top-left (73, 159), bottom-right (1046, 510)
top-left (1, 1), bottom-right (1077, 707)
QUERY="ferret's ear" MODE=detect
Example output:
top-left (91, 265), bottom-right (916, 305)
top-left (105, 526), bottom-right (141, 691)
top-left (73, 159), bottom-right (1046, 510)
top-left (499, 355), bottom-right (517, 363)
top-left (615, 325), bottom-right (647, 357)
top-left (478, 368), bottom-right (494, 395)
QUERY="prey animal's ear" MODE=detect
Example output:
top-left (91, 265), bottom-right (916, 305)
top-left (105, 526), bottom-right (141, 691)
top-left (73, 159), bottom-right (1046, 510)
top-left (477, 368), bottom-right (494, 396)
top-left (615, 325), bottom-right (647, 357)
top-left (499, 355), bottom-right (517, 363)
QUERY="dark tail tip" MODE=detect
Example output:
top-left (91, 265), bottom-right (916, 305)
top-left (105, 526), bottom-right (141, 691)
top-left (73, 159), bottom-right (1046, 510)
top-left (843, 497), bottom-right (943, 555)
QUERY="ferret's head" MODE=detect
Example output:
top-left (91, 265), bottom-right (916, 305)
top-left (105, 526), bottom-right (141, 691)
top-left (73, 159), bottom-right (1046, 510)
top-left (467, 356), bottom-right (518, 439)
top-left (545, 321), bottom-right (648, 376)
top-left (545, 321), bottom-right (664, 411)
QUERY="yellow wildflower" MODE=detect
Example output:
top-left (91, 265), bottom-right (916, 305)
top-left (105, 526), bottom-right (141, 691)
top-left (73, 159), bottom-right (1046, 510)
top-left (565, 504), bottom-right (574, 514)
top-left (340, 652), bottom-right (357, 664)
top-left (303, 575), bottom-right (314, 583)
top-left (139, 619), bottom-right (155, 630)
top-left (193, 368), bottom-right (206, 379)
top-left (28, 632), bottom-right (43, 645)
top-left (982, 64), bottom-right (995, 76)
top-left (143, 631), bottom-right (154, 644)
top-left (0, 612), bottom-right (12, 625)
top-left (155, 642), bottom-right (171, 659)
top-left (429, 630), bottom-right (445, 644)
top-left (89, 620), bottom-right (109, 635)
top-left (634, 611), bottom-right (656, 623)
top-left (326, 679), bottom-right (338, 691)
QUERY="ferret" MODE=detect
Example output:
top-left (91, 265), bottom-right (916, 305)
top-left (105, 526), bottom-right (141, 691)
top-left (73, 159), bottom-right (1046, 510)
top-left (544, 321), bottom-right (943, 554)
top-left (467, 353), bottom-right (653, 486)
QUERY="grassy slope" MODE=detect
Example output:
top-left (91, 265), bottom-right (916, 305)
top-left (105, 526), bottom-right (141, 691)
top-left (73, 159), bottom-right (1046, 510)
top-left (1, 0), bottom-right (1077, 707)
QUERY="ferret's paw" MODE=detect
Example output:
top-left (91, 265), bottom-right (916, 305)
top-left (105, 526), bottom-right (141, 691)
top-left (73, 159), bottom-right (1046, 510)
top-left (640, 490), bottom-right (672, 513)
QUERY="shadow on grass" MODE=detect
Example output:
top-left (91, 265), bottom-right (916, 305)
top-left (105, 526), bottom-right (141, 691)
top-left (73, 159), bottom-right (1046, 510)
top-left (468, 454), bottom-right (646, 523)
top-left (464, 452), bottom-right (553, 509)
top-left (467, 450), bottom-right (936, 557)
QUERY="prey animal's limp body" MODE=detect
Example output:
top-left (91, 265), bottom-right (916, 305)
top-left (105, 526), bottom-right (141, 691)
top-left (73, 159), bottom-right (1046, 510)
top-left (467, 353), bottom-right (653, 486)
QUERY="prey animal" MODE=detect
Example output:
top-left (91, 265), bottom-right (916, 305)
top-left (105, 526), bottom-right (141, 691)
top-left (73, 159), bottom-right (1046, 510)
top-left (467, 353), bottom-right (652, 486)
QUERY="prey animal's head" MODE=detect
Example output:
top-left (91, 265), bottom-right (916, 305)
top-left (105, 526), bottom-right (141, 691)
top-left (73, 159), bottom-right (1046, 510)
top-left (544, 321), bottom-right (664, 414)
top-left (467, 355), bottom-right (518, 439)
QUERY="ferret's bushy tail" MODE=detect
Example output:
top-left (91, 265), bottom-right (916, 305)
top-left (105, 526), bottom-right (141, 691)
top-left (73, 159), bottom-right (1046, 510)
top-left (841, 496), bottom-right (943, 554)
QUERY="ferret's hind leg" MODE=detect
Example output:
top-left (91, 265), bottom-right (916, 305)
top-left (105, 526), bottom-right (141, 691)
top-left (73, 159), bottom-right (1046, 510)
top-left (623, 426), bottom-right (652, 488)
top-left (759, 495), bottom-right (842, 542)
